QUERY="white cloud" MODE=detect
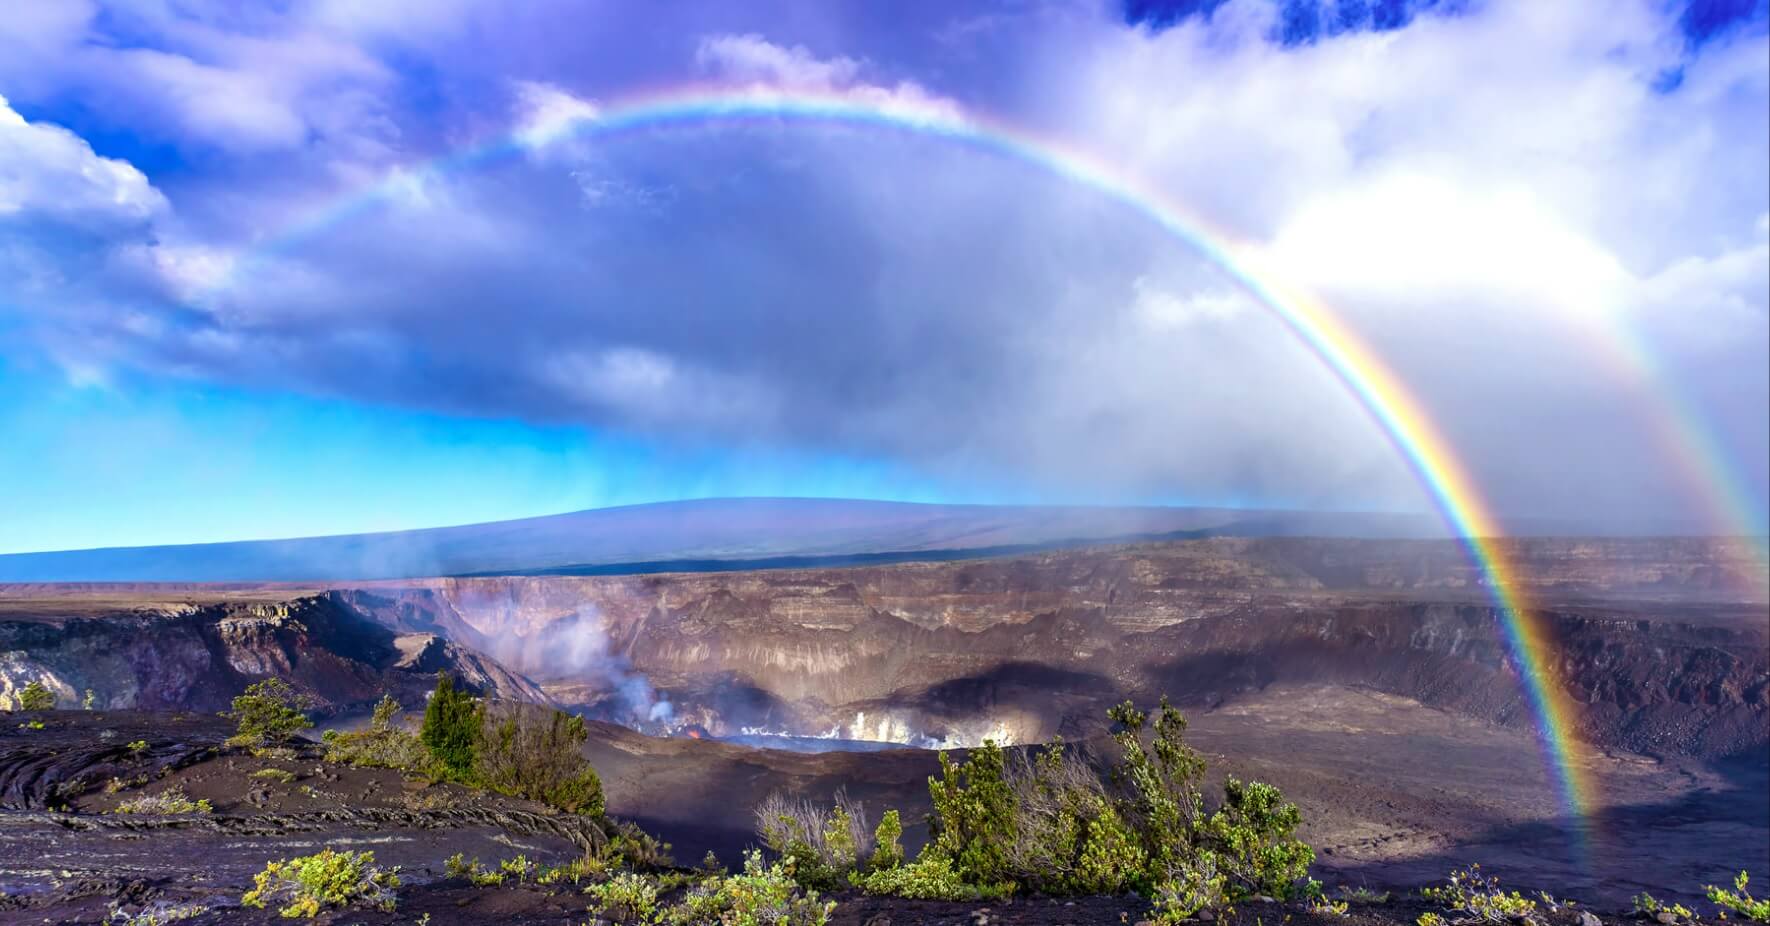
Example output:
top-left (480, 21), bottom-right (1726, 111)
top-left (1131, 277), bottom-right (1248, 329)
top-left (512, 80), bottom-right (602, 150)
top-left (0, 95), bottom-right (166, 227)
top-left (0, 3), bottom-right (394, 155)
top-left (695, 33), bottom-right (965, 126)
top-left (1263, 171), bottom-right (1633, 319)
top-left (544, 346), bottom-right (781, 434)
top-left (697, 33), bottom-right (865, 87)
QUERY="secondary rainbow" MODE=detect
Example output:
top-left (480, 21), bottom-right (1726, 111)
top-left (220, 85), bottom-right (1601, 826)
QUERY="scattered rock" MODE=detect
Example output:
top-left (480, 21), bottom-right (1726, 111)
top-left (1580, 912), bottom-right (1603, 926)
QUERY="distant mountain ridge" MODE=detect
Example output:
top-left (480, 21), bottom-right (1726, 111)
top-left (0, 497), bottom-right (1456, 582)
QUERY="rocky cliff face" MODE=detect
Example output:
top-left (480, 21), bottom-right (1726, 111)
top-left (3, 538), bottom-right (1760, 755)
top-left (331, 537), bottom-right (1768, 757)
top-left (0, 595), bottom-right (546, 714)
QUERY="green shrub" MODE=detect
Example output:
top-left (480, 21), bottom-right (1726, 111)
top-left (445, 852), bottom-right (495, 886)
top-left (870, 810), bottom-right (903, 871)
top-left (249, 768), bottom-right (298, 784)
top-left (1148, 854), bottom-right (1227, 924)
top-left (1108, 698), bottom-right (1207, 886)
top-left (224, 679), bottom-right (312, 750)
top-left (755, 790), bottom-right (872, 890)
top-left (473, 702), bottom-right (604, 816)
top-left (852, 697), bottom-right (1316, 912)
top-left (324, 695), bottom-right (435, 774)
top-left (103, 900), bottom-right (209, 924)
top-left (856, 855), bottom-right (1004, 901)
top-left (998, 738), bottom-right (1156, 894)
top-left (1339, 886), bottom-right (1393, 904)
top-left (587, 871), bottom-right (660, 924)
top-left (112, 786), bottom-right (213, 815)
top-left (538, 855), bottom-right (608, 886)
top-left (664, 849), bottom-right (834, 926)
top-left (420, 673), bottom-right (479, 780)
top-left (15, 680), bottom-right (55, 711)
top-left (1708, 871), bottom-right (1770, 923)
top-left (1635, 893), bottom-right (1696, 923)
top-left (1423, 865), bottom-right (1539, 923)
top-left (604, 818), bottom-right (674, 869)
top-left (1196, 776), bottom-right (1313, 900)
top-left (1075, 799), bottom-right (1146, 893)
top-left (83, 689), bottom-right (96, 710)
top-left (240, 848), bottom-right (399, 918)
top-left (925, 740), bottom-right (1018, 886)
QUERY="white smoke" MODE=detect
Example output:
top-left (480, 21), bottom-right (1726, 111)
top-left (504, 605), bottom-right (674, 725)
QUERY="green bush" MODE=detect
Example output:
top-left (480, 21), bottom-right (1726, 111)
top-left (607, 819), bottom-right (676, 871)
top-left (249, 768), bottom-right (298, 784)
top-left (870, 809), bottom-right (903, 872)
top-left (324, 695), bottom-right (435, 774)
top-left (1197, 776), bottom-right (1313, 900)
top-left (473, 702), bottom-right (605, 816)
top-left (444, 852), bottom-right (509, 887)
top-left (1108, 698), bottom-right (1207, 887)
top-left (1148, 855), bottom-right (1227, 924)
top-left (843, 697), bottom-right (1316, 913)
top-left (925, 740), bottom-right (1018, 886)
top-left (102, 900), bottom-right (209, 924)
top-left (856, 855), bottom-right (1004, 901)
top-left (587, 871), bottom-right (661, 924)
top-left (1423, 865), bottom-right (1539, 924)
top-left (1634, 892), bottom-right (1697, 923)
top-left (224, 679), bottom-right (312, 750)
top-left (420, 673), bottom-right (480, 780)
top-left (1003, 741), bottom-right (1142, 894)
top-left (755, 791), bottom-right (871, 890)
top-left (664, 849), bottom-right (834, 926)
top-left (112, 786), bottom-right (213, 815)
top-left (1075, 799), bottom-right (1146, 893)
top-left (240, 848), bottom-right (399, 918)
top-left (1708, 871), bottom-right (1770, 923)
top-left (15, 680), bottom-right (55, 711)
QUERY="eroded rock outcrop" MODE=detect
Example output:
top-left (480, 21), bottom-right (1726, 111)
top-left (0, 596), bottom-right (545, 714)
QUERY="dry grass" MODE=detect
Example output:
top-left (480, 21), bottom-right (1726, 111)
top-left (755, 789), bottom-right (874, 869)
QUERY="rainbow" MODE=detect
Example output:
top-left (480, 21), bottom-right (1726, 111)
top-left (223, 85), bottom-right (1618, 829)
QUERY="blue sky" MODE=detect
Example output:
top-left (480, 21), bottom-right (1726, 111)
top-left (0, 0), bottom-right (1765, 553)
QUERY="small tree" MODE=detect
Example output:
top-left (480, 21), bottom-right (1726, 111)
top-left (1108, 697), bottom-right (1207, 884)
top-left (925, 740), bottom-right (1018, 886)
top-left (16, 680), bottom-right (56, 711)
top-left (225, 678), bottom-right (313, 749)
top-left (871, 810), bottom-right (904, 871)
top-left (474, 702), bottom-right (605, 816)
top-left (421, 674), bottom-right (479, 780)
